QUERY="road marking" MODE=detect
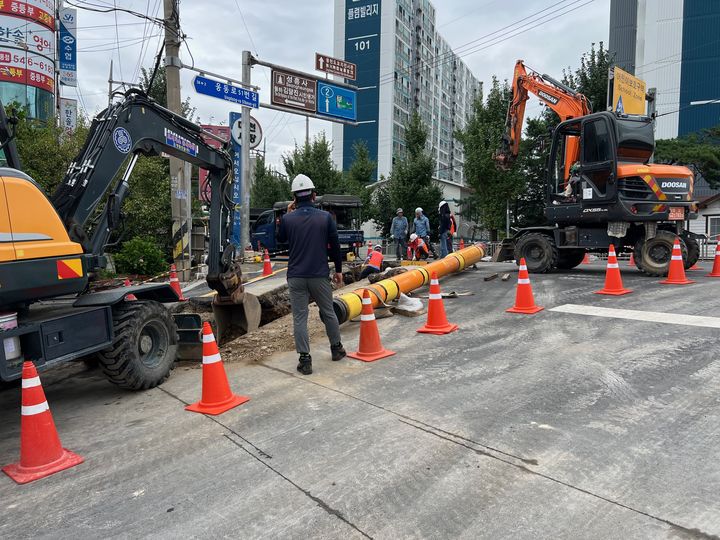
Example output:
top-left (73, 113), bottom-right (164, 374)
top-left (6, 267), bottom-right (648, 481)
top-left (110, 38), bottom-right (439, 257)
top-left (550, 304), bottom-right (720, 329)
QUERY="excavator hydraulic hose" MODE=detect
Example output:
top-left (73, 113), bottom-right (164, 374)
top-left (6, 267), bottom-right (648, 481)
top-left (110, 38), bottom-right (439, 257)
top-left (333, 243), bottom-right (485, 324)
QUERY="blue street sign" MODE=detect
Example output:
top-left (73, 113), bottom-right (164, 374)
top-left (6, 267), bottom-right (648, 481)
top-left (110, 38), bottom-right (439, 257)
top-left (194, 76), bottom-right (259, 108)
top-left (317, 81), bottom-right (357, 121)
top-left (230, 111), bottom-right (242, 247)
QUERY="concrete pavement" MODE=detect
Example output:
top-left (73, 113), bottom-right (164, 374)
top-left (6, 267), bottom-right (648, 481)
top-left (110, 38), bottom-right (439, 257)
top-left (1, 261), bottom-right (719, 538)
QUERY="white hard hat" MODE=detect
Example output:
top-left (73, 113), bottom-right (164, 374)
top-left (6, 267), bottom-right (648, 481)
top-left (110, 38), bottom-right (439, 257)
top-left (410, 233), bottom-right (418, 241)
top-left (438, 201), bottom-right (447, 210)
top-left (415, 207), bottom-right (423, 213)
top-left (373, 245), bottom-right (382, 251)
top-left (291, 174), bottom-right (315, 194)
top-left (396, 208), bottom-right (403, 214)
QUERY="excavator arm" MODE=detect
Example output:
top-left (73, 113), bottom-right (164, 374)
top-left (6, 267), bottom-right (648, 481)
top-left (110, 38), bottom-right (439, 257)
top-left (51, 89), bottom-right (241, 304)
top-left (495, 60), bottom-right (591, 169)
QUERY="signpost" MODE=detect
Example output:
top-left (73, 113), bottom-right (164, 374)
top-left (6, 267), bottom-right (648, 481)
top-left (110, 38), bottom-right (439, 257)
top-left (608, 67), bottom-right (646, 115)
top-left (229, 111), bottom-right (243, 248)
top-left (59, 7), bottom-right (77, 87)
top-left (231, 114), bottom-right (263, 149)
top-left (193, 75), bottom-right (259, 108)
top-left (315, 53), bottom-right (356, 80)
top-left (317, 81), bottom-right (357, 121)
top-left (271, 70), bottom-right (317, 112)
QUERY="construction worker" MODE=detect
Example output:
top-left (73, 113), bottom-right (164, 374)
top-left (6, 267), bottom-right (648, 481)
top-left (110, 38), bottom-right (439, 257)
top-left (361, 245), bottom-right (384, 279)
top-left (390, 208), bottom-right (408, 261)
top-left (413, 207), bottom-right (438, 258)
top-left (439, 201), bottom-right (452, 258)
top-left (278, 174), bottom-right (346, 376)
top-left (408, 233), bottom-right (429, 260)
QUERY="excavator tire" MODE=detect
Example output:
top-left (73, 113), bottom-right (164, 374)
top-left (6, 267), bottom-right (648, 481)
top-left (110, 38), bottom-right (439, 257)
top-left (556, 249), bottom-right (586, 270)
top-left (681, 232), bottom-right (700, 269)
top-left (634, 230), bottom-right (688, 277)
top-left (514, 232), bottom-right (558, 273)
top-left (97, 300), bottom-right (178, 390)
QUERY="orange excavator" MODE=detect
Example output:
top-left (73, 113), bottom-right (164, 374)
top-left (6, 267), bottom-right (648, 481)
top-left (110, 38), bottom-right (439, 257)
top-left (493, 60), bottom-right (700, 276)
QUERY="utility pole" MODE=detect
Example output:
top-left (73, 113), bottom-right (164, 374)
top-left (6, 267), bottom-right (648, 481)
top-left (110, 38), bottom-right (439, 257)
top-left (240, 51), bottom-right (252, 255)
top-left (108, 60), bottom-right (113, 106)
top-left (163, 0), bottom-right (192, 280)
top-left (305, 116), bottom-right (310, 146)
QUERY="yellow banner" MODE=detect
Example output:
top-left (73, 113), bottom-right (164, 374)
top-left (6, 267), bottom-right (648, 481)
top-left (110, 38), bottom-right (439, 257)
top-left (613, 67), bottom-right (646, 115)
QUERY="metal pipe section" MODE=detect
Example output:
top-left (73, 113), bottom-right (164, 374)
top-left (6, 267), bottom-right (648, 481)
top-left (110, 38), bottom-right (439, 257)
top-left (333, 243), bottom-right (485, 324)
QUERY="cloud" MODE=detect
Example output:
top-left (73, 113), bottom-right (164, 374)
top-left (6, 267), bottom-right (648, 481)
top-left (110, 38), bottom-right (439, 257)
top-left (70, 0), bottom-right (609, 169)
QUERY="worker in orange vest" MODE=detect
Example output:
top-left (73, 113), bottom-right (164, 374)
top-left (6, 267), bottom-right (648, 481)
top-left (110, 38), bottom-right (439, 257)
top-left (408, 233), bottom-right (429, 260)
top-left (361, 245), bottom-right (384, 279)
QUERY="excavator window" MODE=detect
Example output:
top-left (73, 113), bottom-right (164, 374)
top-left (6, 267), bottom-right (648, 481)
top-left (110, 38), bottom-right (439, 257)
top-left (581, 117), bottom-right (615, 198)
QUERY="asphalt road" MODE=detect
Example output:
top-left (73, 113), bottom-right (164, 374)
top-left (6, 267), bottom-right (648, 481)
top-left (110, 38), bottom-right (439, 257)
top-left (1, 260), bottom-right (719, 539)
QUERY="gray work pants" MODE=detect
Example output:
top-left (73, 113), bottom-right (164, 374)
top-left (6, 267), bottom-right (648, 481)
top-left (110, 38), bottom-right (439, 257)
top-left (288, 277), bottom-right (342, 355)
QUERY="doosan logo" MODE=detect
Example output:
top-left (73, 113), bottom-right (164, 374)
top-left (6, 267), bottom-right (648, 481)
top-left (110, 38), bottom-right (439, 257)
top-left (538, 90), bottom-right (559, 105)
top-left (660, 181), bottom-right (687, 189)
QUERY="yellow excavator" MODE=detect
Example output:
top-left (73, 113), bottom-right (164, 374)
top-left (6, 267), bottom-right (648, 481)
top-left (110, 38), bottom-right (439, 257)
top-left (0, 89), bottom-right (249, 389)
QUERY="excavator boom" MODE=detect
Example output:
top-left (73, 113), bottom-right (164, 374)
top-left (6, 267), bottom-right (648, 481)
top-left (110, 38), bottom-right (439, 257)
top-left (495, 60), bottom-right (591, 169)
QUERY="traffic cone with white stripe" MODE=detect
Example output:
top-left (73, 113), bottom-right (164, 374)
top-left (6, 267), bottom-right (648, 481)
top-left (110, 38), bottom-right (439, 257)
top-left (506, 258), bottom-right (544, 314)
top-left (185, 322), bottom-right (250, 415)
top-left (706, 240), bottom-right (720, 277)
top-left (367, 241), bottom-right (373, 258)
top-left (582, 252), bottom-right (590, 264)
top-left (459, 238), bottom-right (465, 250)
top-left (594, 244), bottom-right (632, 295)
top-left (660, 238), bottom-right (695, 285)
top-left (348, 289), bottom-right (395, 362)
top-left (169, 264), bottom-right (186, 301)
top-left (123, 278), bottom-right (137, 301)
top-left (629, 253), bottom-right (636, 267)
top-left (417, 271), bottom-right (458, 334)
top-left (262, 249), bottom-right (273, 276)
top-left (2, 362), bottom-right (84, 484)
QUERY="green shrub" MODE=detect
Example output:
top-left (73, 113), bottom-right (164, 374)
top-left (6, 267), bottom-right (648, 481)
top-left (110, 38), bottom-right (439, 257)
top-left (114, 237), bottom-right (166, 276)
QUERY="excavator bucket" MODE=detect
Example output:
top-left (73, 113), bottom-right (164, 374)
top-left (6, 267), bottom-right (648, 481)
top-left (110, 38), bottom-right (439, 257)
top-left (209, 261), bottom-right (261, 345)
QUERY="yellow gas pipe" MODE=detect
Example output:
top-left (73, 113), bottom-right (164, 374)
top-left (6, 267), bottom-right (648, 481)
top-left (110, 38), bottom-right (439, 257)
top-left (333, 243), bottom-right (485, 324)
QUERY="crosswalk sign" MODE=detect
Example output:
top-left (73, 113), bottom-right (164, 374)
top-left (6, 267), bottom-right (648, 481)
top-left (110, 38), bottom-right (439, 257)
top-left (615, 95), bottom-right (625, 114)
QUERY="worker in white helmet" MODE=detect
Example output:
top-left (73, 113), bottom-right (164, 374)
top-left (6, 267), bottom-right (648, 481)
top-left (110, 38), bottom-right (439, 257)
top-left (277, 174), bottom-right (345, 375)
top-left (408, 233), bottom-right (429, 260)
top-left (413, 207), bottom-right (437, 258)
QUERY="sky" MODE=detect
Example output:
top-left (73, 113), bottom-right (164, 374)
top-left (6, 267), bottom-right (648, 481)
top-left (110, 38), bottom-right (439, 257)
top-left (68, 0), bottom-right (610, 169)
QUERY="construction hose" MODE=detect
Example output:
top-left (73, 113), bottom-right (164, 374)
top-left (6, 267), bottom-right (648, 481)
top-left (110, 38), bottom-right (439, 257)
top-left (333, 243), bottom-right (485, 324)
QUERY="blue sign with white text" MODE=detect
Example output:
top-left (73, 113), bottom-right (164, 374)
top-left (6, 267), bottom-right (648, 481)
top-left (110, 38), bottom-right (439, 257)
top-left (230, 111), bottom-right (242, 247)
top-left (195, 76), bottom-right (259, 108)
top-left (317, 82), bottom-right (357, 121)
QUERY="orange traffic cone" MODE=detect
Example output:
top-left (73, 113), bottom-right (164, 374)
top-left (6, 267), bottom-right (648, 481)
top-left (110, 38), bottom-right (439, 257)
top-left (582, 252), bottom-right (590, 264)
top-left (594, 245), bottom-right (632, 295)
top-left (407, 246), bottom-right (412, 260)
top-left (348, 289), bottom-right (395, 362)
top-left (707, 241), bottom-right (720, 277)
top-left (629, 253), bottom-right (636, 267)
top-left (459, 238), bottom-right (465, 250)
top-left (2, 362), bottom-right (84, 484)
top-left (417, 272), bottom-right (458, 334)
top-left (185, 322), bottom-right (250, 415)
top-left (367, 241), bottom-right (372, 258)
top-left (506, 258), bottom-right (544, 314)
top-left (660, 238), bottom-right (695, 285)
top-left (262, 249), bottom-right (272, 276)
top-left (169, 264), bottom-right (186, 300)
top-left (123, 278), bottom-right (137, 301)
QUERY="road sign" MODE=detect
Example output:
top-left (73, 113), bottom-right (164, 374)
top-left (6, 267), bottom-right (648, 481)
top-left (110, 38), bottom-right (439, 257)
top-left (194, 75), bottom-right (259, 108)
top-left (610, 67), bottom-right (646, 115)
top-left (271, 69), bottom-right (317, 112)
top-left (229, 112), bottom-right (243, 246)
top-left (59, 8), bottom-right (77, 87)
top-left (315, 53), bottom-right (356, 80)
top-left (317, 81), bottom-right (357, 121)
top-left (231, 114), bottom-right (262, 149)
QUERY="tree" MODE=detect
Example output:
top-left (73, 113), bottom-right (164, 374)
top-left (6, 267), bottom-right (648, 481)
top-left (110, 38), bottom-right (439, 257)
top-left (343, 140), bottom-right (375, 209)
top-left (457, 78), bottom-right (523, 238)
top-left (282, 133), bottom-right (344, 194)
top-left (139, 66), bottom-right (196, 120)
top-left (250, 155), bottom-right (291, 207)
top-left (369, 111), bottom-right (442, 237)
top-left (514, 116), bottom-right (553, 227)
top-left (655, 126), bottom-right (720, 187)
top-left (562, 42), bottom-right (612, 114)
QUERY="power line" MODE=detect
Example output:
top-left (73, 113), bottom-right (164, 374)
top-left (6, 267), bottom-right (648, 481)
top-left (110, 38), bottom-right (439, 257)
top-left (656, 98), bottom-right (720, 118)
top-left (112, 0), bottom-right (123, 80)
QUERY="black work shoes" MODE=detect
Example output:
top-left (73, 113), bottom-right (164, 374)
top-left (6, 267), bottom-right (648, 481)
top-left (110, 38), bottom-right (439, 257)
top-left (297, 354), bottom-right (312, 375)
top-left (331, 342), bottom-right (346, 362)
